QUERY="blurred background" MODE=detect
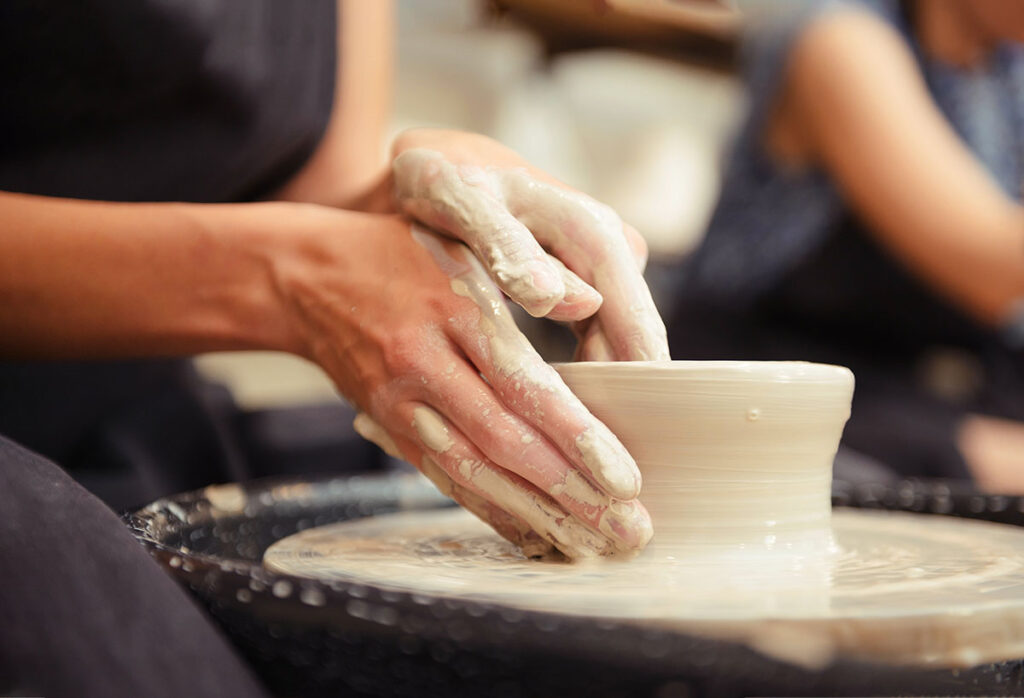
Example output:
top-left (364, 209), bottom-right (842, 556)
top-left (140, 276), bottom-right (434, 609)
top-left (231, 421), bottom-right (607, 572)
top-left (198, 0), bottom-right (743, 410)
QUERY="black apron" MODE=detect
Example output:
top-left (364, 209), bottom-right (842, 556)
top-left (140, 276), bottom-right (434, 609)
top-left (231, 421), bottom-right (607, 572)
top-left (0, 0), bottom-right (356, 510)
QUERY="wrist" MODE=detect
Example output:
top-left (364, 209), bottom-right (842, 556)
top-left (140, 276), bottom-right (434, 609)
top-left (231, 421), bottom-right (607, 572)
top-left (172, 201), bottom-right (311, 356)
top-left (217, 202), bottom-right (400, 363)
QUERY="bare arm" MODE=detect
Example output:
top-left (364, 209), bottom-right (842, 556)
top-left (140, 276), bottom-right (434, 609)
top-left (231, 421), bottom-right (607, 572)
top-left (0, 192), bottom-right (302, 358)
top-left (0, 191), bottom-right (651, 558)
top-left (272, 0), bottom-right (394, 210)
top-left (768, 8), bottom-right (1024, 325)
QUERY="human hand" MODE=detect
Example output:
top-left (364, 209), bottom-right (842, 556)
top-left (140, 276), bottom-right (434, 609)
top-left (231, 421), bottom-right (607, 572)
top-left (389, 129), bottom-right (670, 362)
top-left (278, 209), bottom-right (653, 559)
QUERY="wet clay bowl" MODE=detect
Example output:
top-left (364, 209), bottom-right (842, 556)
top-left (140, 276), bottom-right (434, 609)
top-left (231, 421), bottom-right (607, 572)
top-left (554, 360), bottom-right (855, 553)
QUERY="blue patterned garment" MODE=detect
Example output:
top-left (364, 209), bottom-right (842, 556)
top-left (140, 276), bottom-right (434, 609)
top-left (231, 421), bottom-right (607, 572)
top-left (668, 1), bottom-right (1024, 479)
top-left (688, 0), bottom-right (1024, 319)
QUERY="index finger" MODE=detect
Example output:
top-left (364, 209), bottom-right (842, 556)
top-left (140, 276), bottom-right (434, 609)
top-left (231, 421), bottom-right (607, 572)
top-left (444, 245), bottom-right (643, 500)
top-left (393, 148), bottom-right (572, 317)
top-left (500, 170), bottom-right (670, 361)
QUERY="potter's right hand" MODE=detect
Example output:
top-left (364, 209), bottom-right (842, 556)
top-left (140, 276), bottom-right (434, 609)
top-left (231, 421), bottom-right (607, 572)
top-left (275, 209), bottom-right (653, 559)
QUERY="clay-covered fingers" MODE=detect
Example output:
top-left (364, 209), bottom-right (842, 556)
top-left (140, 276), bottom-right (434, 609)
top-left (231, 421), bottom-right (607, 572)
top-left (542, 254), bottom-right (603, 323)
top-left (569, 222), bottom-right (645, 360)
top-left (393, 402), bottom-right (645, 558)
top-left (355, 398), bottom-right (643, 559)
top-left (393, 149), bottom-right (592, 318)
top-left (355, 405), bottom-right (619, 558)
top-left (437, 247), bottom-right (653, 544)
top-left (349, 224), bottom-right (653, 559)
top-left (416, 360), bottom-right (652, 551)
top-left (419, 456), bottom-right (556, 559)
top-left (353, 413), bottom-right (556, 558)
top-left (500, 169), bottom-right (670, 361)
top-left (391, 143), bottom-right (667, 360)
top-left (445, 253), bottom-right (643, 500)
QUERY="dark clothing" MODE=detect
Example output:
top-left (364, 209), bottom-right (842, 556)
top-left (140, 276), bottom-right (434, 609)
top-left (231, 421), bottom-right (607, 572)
top-left (0, 0), bottom-right (336, 203)
top-left (0, 360), bottom-right (386, 511)
top-left (0, 360), bottom-right (250, 510)
top-left (0, 3), bottom-right (362, 695)
top-left (0, 0), bottom-right (343, 509)
top-left (670, 0), bottom-right (1024, 480)
top-left (672, 215), bottom-right (1024, 479)
top-left (0, 435), bottom-right (273, 698)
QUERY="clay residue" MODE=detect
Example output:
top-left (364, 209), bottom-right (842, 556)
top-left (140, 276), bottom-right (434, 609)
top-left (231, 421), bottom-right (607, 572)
top-left (575, 427), bottom-right (642, 501)
top-left (265, 507), bottom-right (1024, 668)
top-left (412, 406), bottom-right (454, 454)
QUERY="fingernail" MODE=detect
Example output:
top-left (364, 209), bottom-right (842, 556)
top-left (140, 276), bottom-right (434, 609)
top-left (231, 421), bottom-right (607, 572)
top-left (548, 286), bottom-right (602, 322)
top-left (599, 499), bottom-right (654, 551)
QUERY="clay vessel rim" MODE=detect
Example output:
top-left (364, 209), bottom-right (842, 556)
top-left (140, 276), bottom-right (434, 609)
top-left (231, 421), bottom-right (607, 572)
top-left (553, 360), bottom-right (855, 384)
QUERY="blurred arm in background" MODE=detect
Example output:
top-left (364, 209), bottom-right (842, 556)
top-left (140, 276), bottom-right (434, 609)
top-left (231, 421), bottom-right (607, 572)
top-left (764, 2), bottom-right (1024, 491)
top-left (766, 4), bottom-right (1024, 327)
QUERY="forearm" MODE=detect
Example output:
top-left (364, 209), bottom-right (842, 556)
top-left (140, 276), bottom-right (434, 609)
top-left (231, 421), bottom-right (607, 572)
top-left (781, 8), bottom-right (1024, 325)
top-left (869, 200), bottom-right (1024, 325)
top-left (0, 192), bottom-right (299, 358)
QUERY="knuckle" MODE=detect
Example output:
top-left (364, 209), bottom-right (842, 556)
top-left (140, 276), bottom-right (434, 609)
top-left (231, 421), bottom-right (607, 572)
top-left (584, 200), bottom-right (623, 239)
top-left (382, 327), bottom-right (435, 379)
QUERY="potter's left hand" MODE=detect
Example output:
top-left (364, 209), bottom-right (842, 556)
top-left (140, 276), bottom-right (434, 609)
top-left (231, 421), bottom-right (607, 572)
top-left (389, 129), bottom-right (670, 362)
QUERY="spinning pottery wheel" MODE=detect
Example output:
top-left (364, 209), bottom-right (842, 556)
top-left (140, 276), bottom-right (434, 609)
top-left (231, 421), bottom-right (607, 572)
top-left (263, 506), bottom-right (1024, 667)
top-left (130, 472), bottom-right (1024, 697)
top-left (130, 362), bottom-right (1024, 696)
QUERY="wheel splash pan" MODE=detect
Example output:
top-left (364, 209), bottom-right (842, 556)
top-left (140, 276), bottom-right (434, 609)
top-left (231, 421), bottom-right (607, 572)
top-left (127, 473), bottom-right (1024, 697)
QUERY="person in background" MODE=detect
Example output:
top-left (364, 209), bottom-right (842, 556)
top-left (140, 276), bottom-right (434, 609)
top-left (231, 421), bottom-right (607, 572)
top-left (670, 0), bottom-right (1024, 491)
top-left (0, 2), bottom-right (667, 696)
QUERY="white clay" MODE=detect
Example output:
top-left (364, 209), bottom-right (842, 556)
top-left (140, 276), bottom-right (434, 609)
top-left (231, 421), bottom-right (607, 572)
top-left (394, 148), bottom-right (669, 361)
top-left (441, 244), bottom-right (641, 501)
top-left (396, 149), bottom-right (566, 317)
top-left (410, 225), bottom-right (643, 507)
top-left (267, 360), bottom-right (1024, 667)
top-left (555, 361), bottom-right (851, 554)
top-left (500, 169), bottom-right (669, 361)
top-left (411, 406), bottom-right (454, 454)
top-left (265, 506), bottom-right (1024, 667)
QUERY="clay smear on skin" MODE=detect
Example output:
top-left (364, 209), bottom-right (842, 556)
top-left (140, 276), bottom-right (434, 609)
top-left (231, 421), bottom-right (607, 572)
top-left (411, 406), bottom-right (454, 453)
top-left (394, 148), bottom-right (669, 360)
top-left (500, 168), bottom-right (670, 361)
top-left (395, 149), bottom-right (564, 316)
top-left (405, 227), bottom-right (648, 557)
top-left (412, 404), bottom-right (612, 554)
top-left (445, 254), bottom-right (641, 501)
top-left (354, 412), bottom-right (556, 558)
top-left (410, 226), bottom-right (641, 502)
